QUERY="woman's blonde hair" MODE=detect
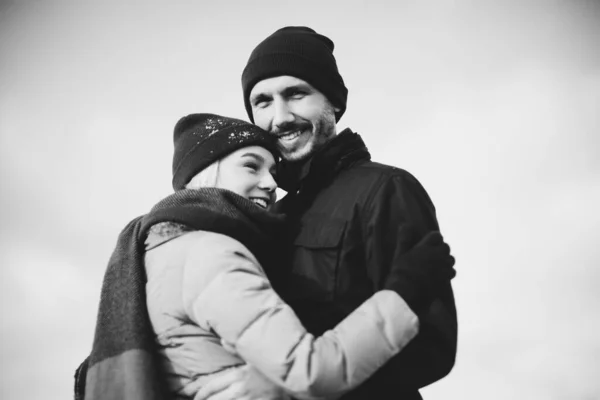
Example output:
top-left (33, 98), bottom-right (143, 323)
top-left (184, 161), bottom-right (220, 190)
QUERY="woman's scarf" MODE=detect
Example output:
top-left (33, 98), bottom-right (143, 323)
top-left (76, 188), bottom-right (285, 400)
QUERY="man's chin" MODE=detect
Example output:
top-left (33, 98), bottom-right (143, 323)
top-left (277, 142), bottom-right (302, 161)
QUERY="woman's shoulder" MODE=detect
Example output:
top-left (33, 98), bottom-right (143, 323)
top-left (177, 231), bottom-right (267, 313)
top-left (146, 228), bottom-right (258, 269)
top-left (180, 230), bottom-right (255, 257)
top-left (175, 231), bottom-right (264, 279)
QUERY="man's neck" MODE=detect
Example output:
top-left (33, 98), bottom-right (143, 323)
top-left (277, 128), bottom-right (360, 193)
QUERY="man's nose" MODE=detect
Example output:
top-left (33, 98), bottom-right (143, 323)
top-left (272, 100), bottom-right (294, 131)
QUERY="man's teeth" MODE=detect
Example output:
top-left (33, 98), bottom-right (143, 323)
top-left (251, 198), bottom-right (268, 208)
top-left (279, 131), bottom-right (301, 141)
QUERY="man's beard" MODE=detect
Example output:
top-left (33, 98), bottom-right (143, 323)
top-left (278, 105), bottom-right (337, 163)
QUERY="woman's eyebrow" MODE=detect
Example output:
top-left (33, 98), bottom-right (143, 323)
top-left (240, 152), bottom-right (264, 163)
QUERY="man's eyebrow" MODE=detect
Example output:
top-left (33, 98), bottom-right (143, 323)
top-left (282, 84), bottom-right (311, 95)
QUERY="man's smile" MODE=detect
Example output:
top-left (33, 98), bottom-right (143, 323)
top-left (278, 130), bottom-right (302, 142)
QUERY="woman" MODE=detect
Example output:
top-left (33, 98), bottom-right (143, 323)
top-left (81, 113), bottom-right (455, 400)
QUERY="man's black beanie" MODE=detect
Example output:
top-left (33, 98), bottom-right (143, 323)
top-left (242, 26), bottom-right (348, 123)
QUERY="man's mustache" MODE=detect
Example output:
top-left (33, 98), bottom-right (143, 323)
top-left (271, 122), bottom-right (311, 136)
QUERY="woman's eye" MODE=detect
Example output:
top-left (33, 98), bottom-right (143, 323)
top-left (244, 163), bottom-right (259, 172)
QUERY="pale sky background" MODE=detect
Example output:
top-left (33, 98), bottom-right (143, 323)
top-left (1, 1), bottom-right (599, 399)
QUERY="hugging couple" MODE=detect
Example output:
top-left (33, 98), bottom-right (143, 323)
top-left (76, 26), bottom-right (458, 400)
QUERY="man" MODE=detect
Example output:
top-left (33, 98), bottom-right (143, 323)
top-left (197, 26), bottom-right (458, 400)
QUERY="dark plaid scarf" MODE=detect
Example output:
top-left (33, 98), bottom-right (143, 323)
top-left (75, 188), bottom-right (285, 400)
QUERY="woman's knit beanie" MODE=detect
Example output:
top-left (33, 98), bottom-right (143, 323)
top-left (241, 26), bottom-right (348, 123)
top-left (171, 113), bottom-right (278, 191)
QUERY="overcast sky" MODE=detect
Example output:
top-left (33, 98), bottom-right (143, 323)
top-left (1, 1), bottom-right (599, 399)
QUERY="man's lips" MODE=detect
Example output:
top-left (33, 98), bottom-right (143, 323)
top-left (275, 126), bottom-right (310, 142)
top-left (278, 131), bottom-right (302, 142)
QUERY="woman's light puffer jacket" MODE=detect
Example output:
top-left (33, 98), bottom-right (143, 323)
top-left (145, 226), bottom-right (419, 399)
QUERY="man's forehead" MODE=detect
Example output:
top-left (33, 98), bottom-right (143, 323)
top-left (250, 75), bottom-right (313, 97)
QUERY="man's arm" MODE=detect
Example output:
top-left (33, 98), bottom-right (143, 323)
top-left (184, 234), bottom-right (420, 400)
top-left (358, 171), bottom-right (458, 392)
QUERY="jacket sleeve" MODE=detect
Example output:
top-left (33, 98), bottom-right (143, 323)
top-left (358, 171), bottom-right (458, 392)
top-left (181, 235), bottom-right (419, 400)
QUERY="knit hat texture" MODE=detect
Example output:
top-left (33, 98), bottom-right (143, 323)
top-left (171, 113), bottom-right (277, 191)
top-left (242, 26), bottom-right (348, 123)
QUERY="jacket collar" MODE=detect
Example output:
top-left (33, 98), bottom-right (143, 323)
top-left (277, 128), bottom-right (371, 193)
top-left (145, 222), bottom-right (191, 251)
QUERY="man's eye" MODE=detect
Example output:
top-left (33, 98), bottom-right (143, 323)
top-left (291, 90), bottom-right (305, 98)
top-left (253, 98), bottom-right (270, 109)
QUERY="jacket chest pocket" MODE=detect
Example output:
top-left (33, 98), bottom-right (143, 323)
top-left (286, 217), bottom-right (346, 303)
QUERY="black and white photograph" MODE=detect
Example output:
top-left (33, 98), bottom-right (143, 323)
top-left (1, 1), bottom-right (599, 399)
